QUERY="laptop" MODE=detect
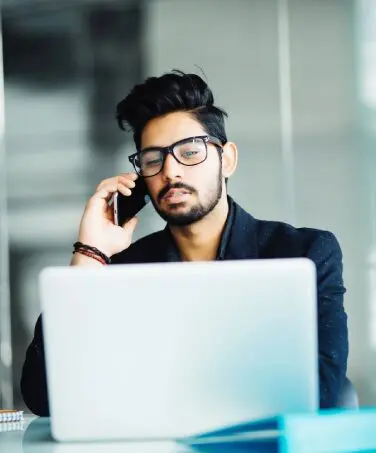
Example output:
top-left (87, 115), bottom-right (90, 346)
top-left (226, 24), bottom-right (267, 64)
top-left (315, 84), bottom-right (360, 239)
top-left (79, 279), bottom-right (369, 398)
top-left (39, 258), bottom-right (318, 442)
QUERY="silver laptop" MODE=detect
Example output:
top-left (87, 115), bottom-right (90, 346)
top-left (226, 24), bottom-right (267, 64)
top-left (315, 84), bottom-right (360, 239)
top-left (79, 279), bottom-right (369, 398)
top-left (39, 258), bottom-right (318, 442)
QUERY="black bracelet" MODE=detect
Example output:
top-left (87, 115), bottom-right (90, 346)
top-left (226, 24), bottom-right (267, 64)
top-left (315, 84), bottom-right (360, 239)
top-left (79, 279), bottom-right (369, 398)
top-left (73, 242), bottom-right (111, 265)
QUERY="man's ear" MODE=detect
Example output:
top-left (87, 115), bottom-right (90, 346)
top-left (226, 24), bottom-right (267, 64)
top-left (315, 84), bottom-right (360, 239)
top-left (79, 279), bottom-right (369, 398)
top-left (221, 142), bottom-right (238, 178)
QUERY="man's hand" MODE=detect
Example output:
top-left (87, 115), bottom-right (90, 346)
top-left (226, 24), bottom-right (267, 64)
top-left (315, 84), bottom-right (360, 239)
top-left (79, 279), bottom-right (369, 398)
top-left (74, 172), bottom-right (140, 259)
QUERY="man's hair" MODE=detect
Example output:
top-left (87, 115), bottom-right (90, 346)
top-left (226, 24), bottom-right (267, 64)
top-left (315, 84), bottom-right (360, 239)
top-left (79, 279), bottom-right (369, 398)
top-left (116, 70), bottom-right (228, 150)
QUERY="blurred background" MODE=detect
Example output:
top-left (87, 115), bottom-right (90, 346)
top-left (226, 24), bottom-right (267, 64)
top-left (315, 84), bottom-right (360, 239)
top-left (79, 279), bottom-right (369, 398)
top-left (0, 0), bottom-right (375, 410)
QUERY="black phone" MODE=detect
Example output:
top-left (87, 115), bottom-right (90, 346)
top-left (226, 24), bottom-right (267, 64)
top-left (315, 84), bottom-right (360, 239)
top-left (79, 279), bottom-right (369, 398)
top-left (112, 178), bottom-right (150, 226)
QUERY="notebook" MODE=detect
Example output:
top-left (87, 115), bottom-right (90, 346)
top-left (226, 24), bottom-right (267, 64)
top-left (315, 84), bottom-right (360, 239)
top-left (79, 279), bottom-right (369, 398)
top-left (0, 410), bottom-right (24, 423)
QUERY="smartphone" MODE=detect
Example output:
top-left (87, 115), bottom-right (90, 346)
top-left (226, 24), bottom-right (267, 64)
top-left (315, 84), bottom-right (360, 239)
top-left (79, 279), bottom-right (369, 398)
top-left (111, 178), bottom-right (150, 226)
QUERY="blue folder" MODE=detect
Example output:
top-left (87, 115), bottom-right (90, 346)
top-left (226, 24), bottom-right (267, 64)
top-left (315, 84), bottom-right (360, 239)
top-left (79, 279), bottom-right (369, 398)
top-left (181, 409), bottom-right (376, 453)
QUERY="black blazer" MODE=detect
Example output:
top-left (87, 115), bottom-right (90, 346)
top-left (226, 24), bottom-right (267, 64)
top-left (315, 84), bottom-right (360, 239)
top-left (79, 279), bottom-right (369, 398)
top-left (21, 197), bottom-right (348, 415)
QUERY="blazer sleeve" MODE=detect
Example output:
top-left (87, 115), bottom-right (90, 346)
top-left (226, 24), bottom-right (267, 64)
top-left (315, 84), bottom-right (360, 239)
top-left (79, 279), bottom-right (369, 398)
top-left (20, 315), bottom-right (50, 416)
top-left (306, 231), bottom-right (349, 408)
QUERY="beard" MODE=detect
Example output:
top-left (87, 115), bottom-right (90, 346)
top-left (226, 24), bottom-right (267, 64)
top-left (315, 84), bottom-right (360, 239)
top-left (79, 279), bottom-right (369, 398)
top-left (151, 167), bottom-right (223, 227)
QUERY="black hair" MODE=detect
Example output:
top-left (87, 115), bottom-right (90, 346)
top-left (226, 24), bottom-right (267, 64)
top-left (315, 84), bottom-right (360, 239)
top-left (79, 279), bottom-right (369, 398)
top-left (116, 70), bottom-right (228, 151)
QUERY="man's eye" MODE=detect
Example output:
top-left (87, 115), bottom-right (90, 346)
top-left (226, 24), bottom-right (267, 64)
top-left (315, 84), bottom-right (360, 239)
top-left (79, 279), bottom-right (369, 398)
top-left (141, 151), bottom-right (162, 167)
top-left (144, 158), bottom-right (162, 167)
top-left (182, 150), bottom-right (199, 158)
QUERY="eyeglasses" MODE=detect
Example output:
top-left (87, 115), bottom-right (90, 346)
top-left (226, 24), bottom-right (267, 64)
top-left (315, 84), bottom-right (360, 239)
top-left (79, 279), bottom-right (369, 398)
top-left (128, 135), bottom-right (223, 178)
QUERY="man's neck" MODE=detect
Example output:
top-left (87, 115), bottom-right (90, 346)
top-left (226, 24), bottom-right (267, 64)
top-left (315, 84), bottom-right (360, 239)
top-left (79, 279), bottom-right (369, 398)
top-left (169, 195), bottom-right (229, 262)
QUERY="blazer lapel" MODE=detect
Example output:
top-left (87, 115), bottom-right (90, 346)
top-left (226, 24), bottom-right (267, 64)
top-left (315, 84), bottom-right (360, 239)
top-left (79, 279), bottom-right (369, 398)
top-left (224, 198), bottom-right (259, 260)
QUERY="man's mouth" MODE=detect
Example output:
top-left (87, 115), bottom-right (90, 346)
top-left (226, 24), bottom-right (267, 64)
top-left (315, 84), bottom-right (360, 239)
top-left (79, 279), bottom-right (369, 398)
top-left (163, 189), bottom-right (191, 202)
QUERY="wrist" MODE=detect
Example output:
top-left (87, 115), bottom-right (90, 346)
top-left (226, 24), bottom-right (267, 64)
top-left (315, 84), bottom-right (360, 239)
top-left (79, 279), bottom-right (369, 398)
top-left (77, 238), bottom-right (111, 258)
top-left (73, 241), bottom-right (111, 264)
top-left (70, 253), bottom-right (104, 267)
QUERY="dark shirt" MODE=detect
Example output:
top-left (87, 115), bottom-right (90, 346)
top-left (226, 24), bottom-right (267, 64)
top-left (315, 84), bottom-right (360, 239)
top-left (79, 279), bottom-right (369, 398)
top-left (21, 196), bottom-right (348, 416)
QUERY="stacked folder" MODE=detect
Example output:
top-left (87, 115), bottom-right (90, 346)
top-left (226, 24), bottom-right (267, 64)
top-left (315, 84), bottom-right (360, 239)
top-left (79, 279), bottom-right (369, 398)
top-left (183, 409), bottom-right (376, 453)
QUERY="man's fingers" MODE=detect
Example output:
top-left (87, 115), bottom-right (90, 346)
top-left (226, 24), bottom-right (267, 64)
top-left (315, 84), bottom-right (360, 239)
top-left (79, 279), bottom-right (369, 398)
top-left (118, 175), bottom-right (136, 189)
top-left (96, 173), bottom-right (138, 193)
top-left (94, 184), bottom-right (118, 200)
top-left (94, 181), bottom-right (133, 200)
top-left (118, 183), bottom-right (132, 196)
top-left (120, 172), bottom-right (138, 181)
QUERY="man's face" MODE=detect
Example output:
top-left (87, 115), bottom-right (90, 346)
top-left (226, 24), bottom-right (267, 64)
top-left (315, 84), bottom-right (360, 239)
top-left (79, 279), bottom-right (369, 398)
top-left (140, 111), bottom-right (224, 226)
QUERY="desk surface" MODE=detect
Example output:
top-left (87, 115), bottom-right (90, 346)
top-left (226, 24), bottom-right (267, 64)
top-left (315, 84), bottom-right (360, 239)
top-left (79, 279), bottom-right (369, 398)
top-left (0, 415), bottom-right (278, 453)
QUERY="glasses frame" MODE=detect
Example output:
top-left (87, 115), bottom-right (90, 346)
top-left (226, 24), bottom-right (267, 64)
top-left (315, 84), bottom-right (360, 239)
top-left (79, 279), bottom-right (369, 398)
top-left (128, 135), bottom-right (223, 178)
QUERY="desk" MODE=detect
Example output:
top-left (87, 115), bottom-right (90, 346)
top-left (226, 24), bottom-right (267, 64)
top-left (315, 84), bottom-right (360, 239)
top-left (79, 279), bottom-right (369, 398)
top-left (0, 416), bottom-right (278, 453)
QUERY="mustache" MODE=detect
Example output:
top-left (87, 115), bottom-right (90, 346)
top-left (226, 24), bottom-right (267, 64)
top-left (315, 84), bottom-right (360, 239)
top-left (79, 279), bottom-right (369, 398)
top-left (158, 183), bottom-right (196, 201)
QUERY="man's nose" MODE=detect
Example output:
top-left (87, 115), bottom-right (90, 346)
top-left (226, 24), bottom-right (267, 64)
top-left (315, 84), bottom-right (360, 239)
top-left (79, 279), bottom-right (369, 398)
top-left (162, 153), bottom-right (184, 180)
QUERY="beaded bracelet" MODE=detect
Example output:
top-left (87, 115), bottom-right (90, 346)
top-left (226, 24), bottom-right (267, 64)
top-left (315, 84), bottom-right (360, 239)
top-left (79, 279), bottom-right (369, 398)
top-left (73, 250), bottom-right (106, 265)
top-left (73, 242), bottom-right (111, 264)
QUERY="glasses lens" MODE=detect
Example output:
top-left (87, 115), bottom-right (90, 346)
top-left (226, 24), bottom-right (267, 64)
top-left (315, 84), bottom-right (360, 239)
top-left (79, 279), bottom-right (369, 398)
top-left (138, 150), bottom-right (164, 176)
top-left (174, 138), bottom-right (206, 166)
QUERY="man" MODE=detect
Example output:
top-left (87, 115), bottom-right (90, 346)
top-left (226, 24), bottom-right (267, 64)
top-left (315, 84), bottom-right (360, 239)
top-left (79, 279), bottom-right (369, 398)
top-left (21, 70), bottom-right (348, 416)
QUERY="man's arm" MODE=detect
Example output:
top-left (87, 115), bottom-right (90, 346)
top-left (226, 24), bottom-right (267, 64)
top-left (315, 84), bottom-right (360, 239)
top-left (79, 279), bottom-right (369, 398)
top-left (20, 315), bottom-right (49, 416)
top-left (306, 231), bottom-right (349, 408)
